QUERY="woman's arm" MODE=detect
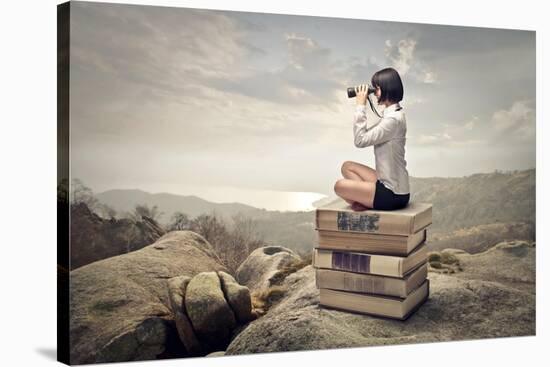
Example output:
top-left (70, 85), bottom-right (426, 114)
top-left (353, 105), bottom-right (398, 148)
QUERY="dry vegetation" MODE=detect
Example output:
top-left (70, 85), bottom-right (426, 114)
top-left (167, 210), bottom-right (266, 275)
top-left (250, 256), bottom-right (312, 316)
top-left (428, 251), bottom-right (463, 274)
top-left (251, 286), bottom-right (287, 317)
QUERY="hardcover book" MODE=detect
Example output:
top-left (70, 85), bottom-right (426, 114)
top-left (313, 243), bottom-right (428, 278)
top-left (315, 263), bottom-right (428, 298)
top-left (316, 197), bottom-right (432, 235)
top-left (319, 280), bottom-right (430, 320)
top-left (317, 227), bottom-right (427, 256)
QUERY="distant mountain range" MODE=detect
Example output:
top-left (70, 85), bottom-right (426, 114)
top-left (95, 168), bottom-right (535, 254)
top-left (409, 168), bottom-right (535, 234)
top-left (96, 189), bottom-right (263, 225)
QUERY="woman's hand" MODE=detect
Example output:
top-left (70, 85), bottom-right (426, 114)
top-left (355, 84), bottom-right (368, 106)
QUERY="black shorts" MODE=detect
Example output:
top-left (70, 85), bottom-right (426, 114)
top-left (373, 180), bottom-right (410, 210)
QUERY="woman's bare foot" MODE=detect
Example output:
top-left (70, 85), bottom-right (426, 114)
top-left (351, 201), bottom-right (369, 211)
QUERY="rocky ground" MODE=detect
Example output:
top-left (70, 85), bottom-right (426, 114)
top-left (67, 231), bottom-right (535, 363)
top-left (225, 240), bottom-right (535, 354)
top-left (69, 231), bottom-right (227, 364)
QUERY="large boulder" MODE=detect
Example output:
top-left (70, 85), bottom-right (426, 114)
top-left (166, 271), bottom-right (255, 355)
top-left (225, 240), bottom-right (535, 355)
top-left (236, 246), bottom-right (303, 292)
top-left (69, 231), bottom-right (227, 364)
top-left (218, 271), bottom-right (253, 323)
top-left (166, 276), bottom-right (202, 356)
top-left (185, 272), bottom-right (237, 350)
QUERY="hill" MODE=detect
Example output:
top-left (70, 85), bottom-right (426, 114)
top-left (93, 169), bottom-right (535, 255)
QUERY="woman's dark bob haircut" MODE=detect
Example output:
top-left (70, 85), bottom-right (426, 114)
top-left (371, 67), bottom-right (404, 104)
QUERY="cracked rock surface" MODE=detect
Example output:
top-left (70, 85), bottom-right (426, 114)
top-left (236, 246), bottom-right (303, 292)
top-left (69, 231), bottom-right (228, 364)
top-left (225, 241), bottom-right (535, 354)
top-left (166, 271), bottom-right (254, 355)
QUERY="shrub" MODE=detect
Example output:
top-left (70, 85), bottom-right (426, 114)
top-left (441, 252), bottom-right (459, 264)
top-left (251, 286), bottom-right (286, 313)
top-left (428, 252), bottom-right (442, 263)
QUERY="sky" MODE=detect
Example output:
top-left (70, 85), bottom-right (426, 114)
top-left (68, 1), bottom-right (536, 211)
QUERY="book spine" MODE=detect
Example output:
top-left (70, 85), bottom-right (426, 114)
top-left (319, 288), bottom-right (403, 319)
top-left (406, 264), bottom-right (428, 294)
top-left (318, 229), bottom-right (409, 244)
top-left (316, 269), bottom-right (407, 297)
top-left (315, 249), bottom-right (402, 277)
top-left (318, 211), bottom-right (416, 235)
top-left (331, 251), bottom-right (372, 273)
top-left (316, 242), bottom-right (410, 256)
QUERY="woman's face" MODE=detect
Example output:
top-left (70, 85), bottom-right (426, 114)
top-left (375, 86), bottom-right (382, 103)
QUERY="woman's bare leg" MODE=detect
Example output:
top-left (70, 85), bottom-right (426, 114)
top-left (334, 161), bottom-right (378, 210)
top-left (341, 161), bottom-right (378, 182)
top-left (334, 179), bottom-right (376, 209)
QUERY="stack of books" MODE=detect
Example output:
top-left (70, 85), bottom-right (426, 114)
top-left (313, 197), bottom-right (433, 320)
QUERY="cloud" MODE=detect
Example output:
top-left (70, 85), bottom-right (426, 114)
top-left (491, 100), bottom-right (535, 141)
top-left (422, 71), bottom-right (438, 84)
top-left (411, 116), bottom-right (486, 148)
top-left (411, 100), bottom-right (536, 149)
top-left (71, 4), bottom-right (433, 112)
top-left (464, 116), bottom-right (478, 130)
top-left (413, 132), bottom-right (484, 148)
top-left (384, 38), bottom-right (438, 84)
top-left (70, 2), bottom-right (265, 112)
top-left (209, 32), bottom-right (343, 107)
top-left (384, 39), bottom-right (417, 75)
top-left (67, 3), bottom-right (535, 194)
top-left (416, 132), bottom-right (452, 145)
top-left (285, 33), bottom-right (331, 71)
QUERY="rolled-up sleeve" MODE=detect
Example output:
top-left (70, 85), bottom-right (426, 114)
top-left (353, 105), bottom-right (398, 147)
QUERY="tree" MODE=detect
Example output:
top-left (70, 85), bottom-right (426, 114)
top-left (187, 211), bottom-right (266, 274)
top-left (131, 203), bottom-right (164, 222)
top-left (98, 203), bottom-right (117, 220)
top-left (189, 211), bottom-right (228, 245)
top-left (222, 213), bottom-right (265, 273)
top-left (168, 211), bottom-right (192, 231)
top-left (71, 178), bottom-right (99, 209)
top-left (229, 212), bottom-right (264, 254)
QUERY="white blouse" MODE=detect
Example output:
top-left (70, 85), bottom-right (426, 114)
top-left (353, 102), bottom-right (410, 195)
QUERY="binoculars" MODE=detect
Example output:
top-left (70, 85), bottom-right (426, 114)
top-left (347, 85), bottom-right (376, 98)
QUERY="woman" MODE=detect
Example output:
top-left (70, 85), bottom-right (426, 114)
top-left (334, 67), bottom-right (410, 211)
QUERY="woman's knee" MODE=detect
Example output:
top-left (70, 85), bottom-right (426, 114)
top-left (341, 161), bottom-right (356, 175)
top-left (334, 179), bottom-right (347, 194)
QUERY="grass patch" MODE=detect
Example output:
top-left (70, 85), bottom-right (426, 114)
top-left (268, 257), bottom-right (310, 287)
top-left (428, 251), bottom-right (462, 274)
top-left (251, 286), bottom-right (287, 315)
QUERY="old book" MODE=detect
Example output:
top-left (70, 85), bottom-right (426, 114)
top-left (316, 197), bottom-right (432, 236)
top-left (317, 227), bottom-right (426, 256)
top-left (315, 263), bottom-right (428, 298)
top-left (313, 242), bottom-right (428, 278)
top-left (319, 279), bottom-right (429, 320)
